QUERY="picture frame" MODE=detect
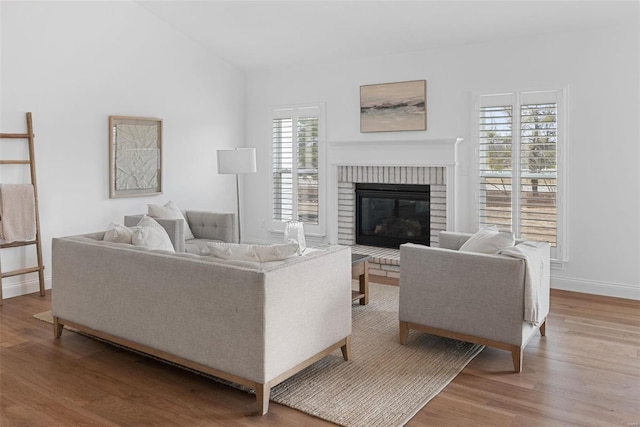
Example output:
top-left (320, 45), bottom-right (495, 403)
top-left (360, 80), bottom-right (427, 132)
top-left (109, 116), bottom-right (163, 198)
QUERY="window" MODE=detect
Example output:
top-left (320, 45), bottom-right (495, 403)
top-left (477, 90), bottom-right (565, 260)
top-left (271, 104), bottom-right (324, 234)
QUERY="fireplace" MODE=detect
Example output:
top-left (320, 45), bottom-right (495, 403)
top-left (355, 183), bottom-right (430, 248)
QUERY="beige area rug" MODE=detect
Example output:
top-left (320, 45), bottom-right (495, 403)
top-left (34, 283), bottom-right (483, 427)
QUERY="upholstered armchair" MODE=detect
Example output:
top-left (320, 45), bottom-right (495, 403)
top-left (399, 231), bottom-right (550, 372)
top-left (124, 210), bottom-right (236, 254)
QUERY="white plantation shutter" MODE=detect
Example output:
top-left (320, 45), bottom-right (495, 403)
top-left (272, 117), bottom-right (294, 222)
top-left (478, 90), bottom-right (563, 259)
top-left (296, 116), bottom-right (319, 224)
top-left (479, 95), bottom-right (514, 232)
top-left (519, 99), bottom-right (557, 246)
top-left (272, 105), bottom-right (322, 231)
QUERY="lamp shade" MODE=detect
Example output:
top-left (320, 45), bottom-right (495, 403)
top-left (217, 148), bottom-right (257, 174)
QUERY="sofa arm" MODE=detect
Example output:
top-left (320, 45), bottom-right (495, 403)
top-left (399, 243), bottom-right (528, 346)
top-left (185, 211), bottom-right (236, 243)
top-left (123, 214), bottom-right (185, 252)
top-left (439, 231), bottom-right (472, 250)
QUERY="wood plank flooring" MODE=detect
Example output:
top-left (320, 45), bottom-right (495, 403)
top-left (1, 288), bottom-right (639, 426)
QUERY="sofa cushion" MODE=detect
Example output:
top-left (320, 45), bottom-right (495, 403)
top-left (185, 238), bottom-right (225, 256)
top-left (103, 222), bottom-right (133, 244)
top-left (208, 242), bottom-right (299, 262)
top-left (132, 215), bottom-right (175, 252)
top-left (148, 200), bottom-right (195, 240)
top-left (459, 226), bottom-right (515, 254)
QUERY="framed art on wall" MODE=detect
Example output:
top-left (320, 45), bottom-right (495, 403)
top-left (360, 80), bottom-right (427, 132)
top-left (109, 116), bottom-right (162, 198)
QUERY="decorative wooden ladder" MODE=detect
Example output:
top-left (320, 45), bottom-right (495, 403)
top-left (0, 112), bottom-right (45, 305)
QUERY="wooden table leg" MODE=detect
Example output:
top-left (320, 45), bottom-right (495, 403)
top-left (359, 261), bottom-right (369, 305)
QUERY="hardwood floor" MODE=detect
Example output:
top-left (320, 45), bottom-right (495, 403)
top-left (1, 288), bottom-right (639, 426)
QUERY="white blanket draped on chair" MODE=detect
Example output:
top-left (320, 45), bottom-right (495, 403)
top-left (499, 241), bottom-right (550, 325)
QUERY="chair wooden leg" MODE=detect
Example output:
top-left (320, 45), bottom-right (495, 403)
top-left (539, 319), bottom-right (547, 336)
top-left (511, 347), bottom-right (523, 373)
top-left (255, 383), bottom-right (270, 415)
top-left (399, 321), bottom-right (409, 345)
top-left (53, 316), bottom-right (64, 338)
top-left (340, 336), bottom-right (352, 361)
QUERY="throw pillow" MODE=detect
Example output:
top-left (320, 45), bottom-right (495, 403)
top-left (459, 226), bottom-right (515, 254)
top-left (148, 200), bottom-right (195, 240)
top-left (131, 215), bottom-right (175, 252)
top-left (103, 222), bottom-right (133, 244)
top-left (208, 242), bottom-right (299, 262)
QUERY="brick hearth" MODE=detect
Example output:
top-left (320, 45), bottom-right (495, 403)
top-left (338, 165), bottom-right (447, 281)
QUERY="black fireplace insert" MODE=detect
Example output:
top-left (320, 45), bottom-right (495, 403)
top-left (355, 183), bottom-right (430, 249)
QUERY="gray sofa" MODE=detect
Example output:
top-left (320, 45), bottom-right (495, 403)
top-left (399, 231), bottom-right (550, 372)
top-left (51, 232), bottom-right (352, 415)
top-left (124, 210), bottom-right (236, 254)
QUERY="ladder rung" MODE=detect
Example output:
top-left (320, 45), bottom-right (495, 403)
top-left (1, 266), bottom-right (43, 279)
top-left (0, 160), bottom-right (31, 165)
top-left (0, 240), bottom-right (37, 249)
top-left (0, 133), bottom-right (31, 139)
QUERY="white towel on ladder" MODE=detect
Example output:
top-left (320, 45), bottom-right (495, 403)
top-left (0, 184), bottom-right (37, 243)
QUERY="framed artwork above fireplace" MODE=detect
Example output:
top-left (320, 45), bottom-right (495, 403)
top-left (360, 80), bottom-right (427, 133)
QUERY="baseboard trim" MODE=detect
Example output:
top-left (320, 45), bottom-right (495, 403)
top-left (551, 276), bottom-right (639, 300)
top-left (1, 276), bottom-right (52, 300)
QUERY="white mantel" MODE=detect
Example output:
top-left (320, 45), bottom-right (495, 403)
top-left (326, 138), bottom-right (463, 245)
top-left (327, 138), bottom-right (462, 167)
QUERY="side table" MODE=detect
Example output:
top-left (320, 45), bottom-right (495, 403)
top-left (351, 253), bottom-right (371, 305)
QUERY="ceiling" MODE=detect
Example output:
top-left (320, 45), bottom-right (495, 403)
top-left (137, 0), bottom-right (639, 70)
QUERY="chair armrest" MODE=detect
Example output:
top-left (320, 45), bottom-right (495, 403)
top-left (399, 243), bottom-right (527, 345)
top-left (185, 211), bottom-right (236, 243)
top-left (123, 214), bottom-right (186, 252)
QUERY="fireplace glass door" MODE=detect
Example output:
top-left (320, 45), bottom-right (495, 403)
top-left (356, 184), bottom-right (430, 248)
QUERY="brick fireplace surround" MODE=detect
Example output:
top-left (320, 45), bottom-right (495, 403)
top-left (327, 138), bottom-right (462, 282)
top-left (337, 166), bottom-right (446, 281)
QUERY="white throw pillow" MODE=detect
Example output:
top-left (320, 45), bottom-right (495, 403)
top-left (103, 222), bottom-right (133, 244)
top-left (459, 226), bottom-right (515, 254)
top-left (208, 242), bottom-right (299, 262)
top-left (131, 215), bottom-right (175, 252)
top-left (148, 200), bottom-right (195, 240)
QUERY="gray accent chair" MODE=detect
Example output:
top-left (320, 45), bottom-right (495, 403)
top-left (124, 210), bottom-right (236, 254)
top-left (399, 231), bottom-right (549, 372)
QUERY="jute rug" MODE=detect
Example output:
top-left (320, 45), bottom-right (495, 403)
top-left (35, 283), bottom-right (483, 427)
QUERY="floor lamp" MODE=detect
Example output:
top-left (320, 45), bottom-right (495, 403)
top-left (217, 148), bottom-right (257, 243)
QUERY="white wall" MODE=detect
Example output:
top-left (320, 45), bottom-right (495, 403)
top-left (0, 1), bottom-right (245, 298)
top-left (244, 24), bottom-right (640, 299)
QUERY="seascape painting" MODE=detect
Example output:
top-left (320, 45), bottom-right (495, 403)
top-left (360, 80), bottom-right (426, 132)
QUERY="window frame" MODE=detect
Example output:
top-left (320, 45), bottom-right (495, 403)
top-left (473, 89), bottom-right (567, 262)
top-left (269, 103), bottom-right (326, 237)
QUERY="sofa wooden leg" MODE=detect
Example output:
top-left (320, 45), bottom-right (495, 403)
top-left (255, 383), bottom-right (270, 415)
top-left (511, 347), bottom-right (523, 373)
top-left (399, 321), bottom-right (409, 345)
top-left (53, 316), bottom-right (64, 338)
top-left (340, 336), bottom-right (352, 361)
top-left (539, 319), bottom-right (547, 336)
